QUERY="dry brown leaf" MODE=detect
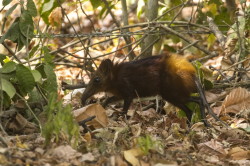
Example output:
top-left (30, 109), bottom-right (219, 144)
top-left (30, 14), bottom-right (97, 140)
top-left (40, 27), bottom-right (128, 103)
top-left (45, 145), bottom-right (81, 161)
top-left (198, 139), bottom-right (227, 157)
top-left (137, 108), bottom-right (158, 119)
top-left (82, 132), bottom-right (92, 143)
top-left (0, 154), bottom-right (9, 165)
top-left (191, 122), bottom-right (205, 131)
top-left (154, 162), bottom-right (178, 166)
top-left (5, 113), bottom-right (39, 134)
top-left (80, 152), bottom-right (95, 162)
top-left (221, 87), bottom-right (250, 114)
top-left (229, 147), bottom-right (250, 160)
top-left (123, 148), bottom-right (145, 166)
top-left (205, 91), bottom-right (228, 104)
top-left (113, 155), bottom-right (128, 166)
top-left (49, 7), bottom-right (62, 28)
top-left (73, 104), bottom-right (108, 128)
top-left (230, 118), bottom-right (250, 129)
top-left (130, 123), bottom-right (142, 137)
top-left (218, 128), bottom-right (250, 145)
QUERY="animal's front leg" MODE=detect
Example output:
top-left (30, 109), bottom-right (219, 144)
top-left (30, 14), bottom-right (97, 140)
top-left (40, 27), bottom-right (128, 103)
top-left (122, 97), bottom-right (133, 115)
top-left (102, 96), bottom-right (120, 108)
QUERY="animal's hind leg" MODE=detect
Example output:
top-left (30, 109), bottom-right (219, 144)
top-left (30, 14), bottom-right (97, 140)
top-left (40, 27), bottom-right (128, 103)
top-left (176, 104), bottom-right (193, 125)
top-left (194, 78), bottom-right (228, 127)
top-left (188, 96), bottom-right (210, 127)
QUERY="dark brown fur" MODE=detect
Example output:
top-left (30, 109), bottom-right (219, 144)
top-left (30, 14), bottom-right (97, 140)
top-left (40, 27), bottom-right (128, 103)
top-left (81, 54), bottom-right (197, 122)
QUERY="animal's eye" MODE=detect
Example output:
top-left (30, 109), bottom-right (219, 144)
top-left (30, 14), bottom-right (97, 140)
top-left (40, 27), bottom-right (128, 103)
top-left (94, 77), bottom-right (101, 83)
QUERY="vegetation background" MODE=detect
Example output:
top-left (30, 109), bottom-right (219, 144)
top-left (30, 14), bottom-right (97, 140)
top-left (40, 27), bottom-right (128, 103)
top-left (0, 0), bottom-right (249, 165)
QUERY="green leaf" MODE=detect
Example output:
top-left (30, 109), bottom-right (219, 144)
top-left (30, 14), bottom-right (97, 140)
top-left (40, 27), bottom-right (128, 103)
top-left (43, 46), bottom-right (53, 63)
top-left (204, 79), bottom-right (213, 90)
top-left (29, 45), bottom-right (39, 58)
top-left (40, 0), bottom-right (59, 24)
top-left (0, 92), bottom-right (11, 108)
top-left (0, 78), bottom-right (16, 98)
top-left (5, 3), bottom-right (18, 17)
top-left (31, 70), bottom-right (42, 82)
top-left (28, 88), bottom-right (43, 103)
top-left (16, 64), bottom-right (35, 93)
top-left (17, 33), bottom-right (26, 51)
top-left (90, 0), bottom-right (102, 9)
top-left (171, 0), bottom-right (183, 7)
top-left (2, 0), bottom-right (12, 6)
top-left (35, 64), bottom-right (46, 78)
top-left (137, 0), bottom-right (145, 18)
top-left (207, 3), bottom-right (218, 16)
top-left (1, 61), bottom-right (16, 73)
top-left (0, 20), bottom-right (19, 43)
top-left (43, 64), bottom-right (57, 94)
top-left (208, 0), bottom-right (223, 6)
top-left (0, 54), bottom-right (7, 65)
top-left (214, 7), bottom-right (232, 31)
top-left (207, 34), bottom-right (216, 49)
top-left (19, 10), bottom-right (34, 38)
top-left (42, 93), bottom-right (80, 147)
top-left (41, 0), bottom-right (56, 14)
top-left (27, 0), bottom-right (37, 17)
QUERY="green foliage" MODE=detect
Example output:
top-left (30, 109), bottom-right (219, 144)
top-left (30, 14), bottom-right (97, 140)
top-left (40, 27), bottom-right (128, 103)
top-left (1, 61), bottom-right (16, 73)
top-left (178, 96), bottom-right (201, 123)
top-left (137, 135), bottom-right (162, 155)
top-left (246, 6), bottom-right (250, 29)
top-left (89, 0), bottom-right (116, 19)
top-left (27, 0), bottom-right (37, 17)
top-left (137, 0), bottom-right (145, 18)
top-left (0, 78), bottom-right (16, 98)
top-left (90, 0), bottom-right (102, 9)
top-left (2, 0), bottom-right (12, 6)
top-left (42, 93), bottom-right (80, 147)
top-left (16, 64), bottom-right (36, 94)
top-left (0, 55), bottom-right (58, 108)
top-left (0, 19), bottom-right (19, 43)
top-left (207, 34), bottom-right (216, 49)
top-left (31, 70), bottom-right (42, 83)
top-left (0, 54), bottom-right (7, 65)
top-left (43, 63), bottom-right (58, 94)
top-left (19, 10), bottom-right (34, 38)
top-left (43, 46), bottom-right (54, 63)
top-left (194, 61), bottom-right (213, 90)
top-left (5, 3), bottom-right (18, 17)
top-left (39, 0), bottom-right (60, 24)
top-left (226, 14), bottom-right (249, 58)
top-left (197, 0), bottom-right (232, 31)
top-left (29, 45), bottom-right (39, 58)
top-left (0, 0), bottom-right (36, 51)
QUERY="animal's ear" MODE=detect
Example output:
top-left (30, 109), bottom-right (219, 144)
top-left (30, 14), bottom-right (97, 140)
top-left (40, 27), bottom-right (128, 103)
top-left (99, 59), bottom-right (113, 74)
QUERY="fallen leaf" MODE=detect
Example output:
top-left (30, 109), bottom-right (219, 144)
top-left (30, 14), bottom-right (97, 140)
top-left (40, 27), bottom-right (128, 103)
top-left (124, 148), bottom-right (144, 166)
top-left (221, 87), bottom-right (250, 114)
top-left (205, 91), bottom-right (228, 104)
top-left (229, 147), bottom-right (250, 160)
top-left (198, 139), bottom-right (227, 157)
top-left (15, 136), bottom-right (28, 149)
top-left (82, 132), bottom-right (92, 142)
top-left (0, 154), bottom-right (9, 165)
top-left (45, 145), bottom-right (81, 161)
top-left (113, 155), bottom-right (128, 166)
top-left (137, 108), bottom-right (158, 119)
top-left (80, 152), bottom-right (95, 162)
top-left (73, 104), bottom-right (108, 128)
